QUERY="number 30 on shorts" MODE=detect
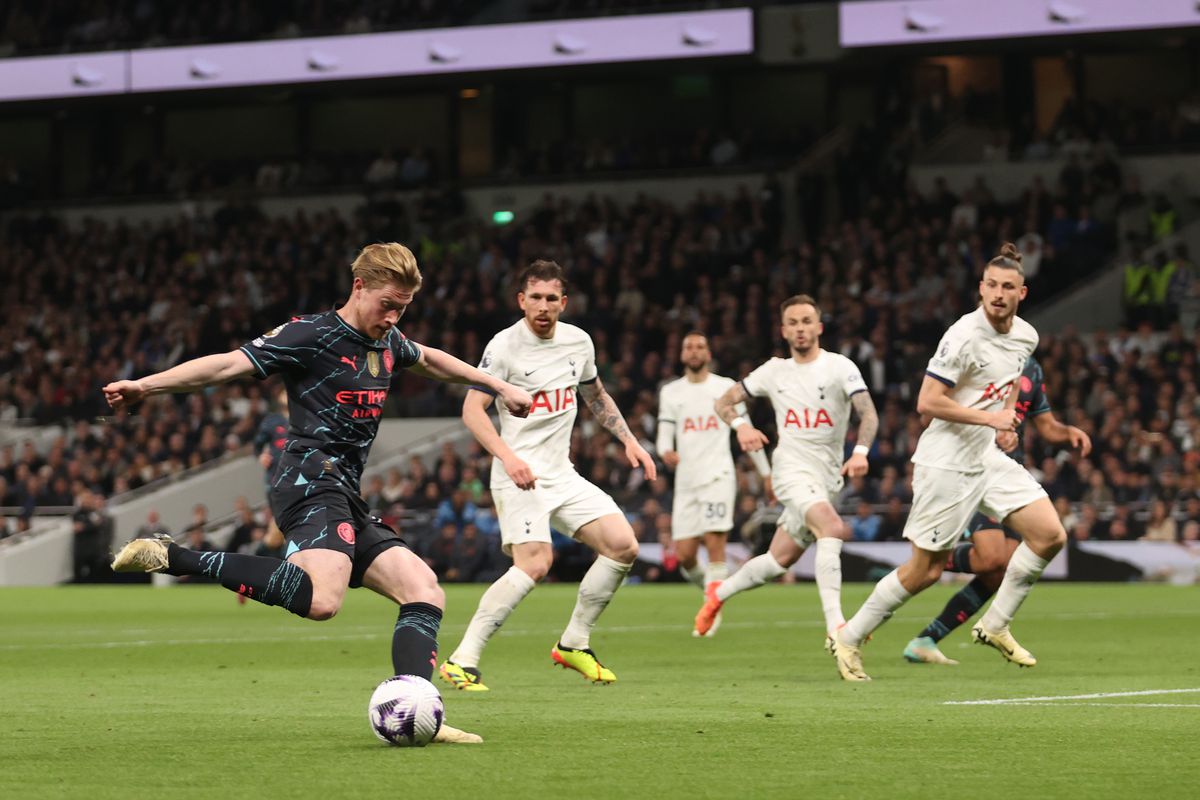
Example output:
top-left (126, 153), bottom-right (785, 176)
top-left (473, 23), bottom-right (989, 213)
top-left (703, 502), bottom-right (727, 520)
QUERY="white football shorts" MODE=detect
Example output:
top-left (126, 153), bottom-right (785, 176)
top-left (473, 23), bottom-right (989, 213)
top-left (904, 447), bottom-right (1047, 551)
top-left (773, 464), bottom-right (843, 548)
top-left (671, 475), bottom-right (736, 540)
top-left (492, 471), bottom-right (623, 556)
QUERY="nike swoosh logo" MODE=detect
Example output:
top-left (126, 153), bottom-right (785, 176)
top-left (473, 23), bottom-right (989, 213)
top-left (524, 368), bottom-right (541, 376)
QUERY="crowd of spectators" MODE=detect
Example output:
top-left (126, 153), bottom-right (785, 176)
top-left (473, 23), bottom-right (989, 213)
top-left (0, 1), bottom-right (765, 57)
top-left (495, 127), bottom-right (815, 182)
top-left (933, 92), bottom-right (1200, 166)
top-left (2, 139), bottom-right (1197, 578)
top-left (525, 1), bottom-right (750, 20)
top-left (1009, 95), bottom-right (1200, 162)
top-left (0, 0), bottom-right (489, 56)
top-left (2, 123), bottom-right (804, 208)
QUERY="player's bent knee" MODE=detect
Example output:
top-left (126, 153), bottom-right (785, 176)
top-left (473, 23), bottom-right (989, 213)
top-left (977, 550), bottom-right (1008, 573)
top-left (1046, 528), bottom-right (1067, 553)
top-left (520, 561), bottom-right (551, 583)
top-left (606, 538), bottom-right (638, 564)
top-left (307, 597), bottom-right (342, 621)
top-left (1026, 525), bottom-right (1067, 557)
top-left (914, 560), bottom-right (944, 590)
top-left (775, 549), bottom-right (801, 569)
top-left (407, 580), bottom-right (445, 609)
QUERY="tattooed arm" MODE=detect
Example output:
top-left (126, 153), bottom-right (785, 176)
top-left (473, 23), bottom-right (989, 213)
top-left (714, 381), bottom-right (770, 453)
top-left (842, 391), bottom-right (878, 478)
top-left (578, 378), bottom-right (657, 480)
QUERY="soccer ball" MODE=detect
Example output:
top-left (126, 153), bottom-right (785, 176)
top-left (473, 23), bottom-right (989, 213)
top-left (367, 675), bottom-right (444, 747)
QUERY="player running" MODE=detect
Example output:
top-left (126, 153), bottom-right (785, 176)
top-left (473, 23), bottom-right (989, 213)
top-left (656, 332), bottom-right (771, 636)
top-left (903, 356), bottom-right (1091, 665)
top-left (251, 385), bottom-right (290, 555)
top-left (833, 243), bottom-right (1067, 681)
top-left (106, 243), bottom-right (532, 742)
top-left (439, 260), bottom-right (656, 692)
top-left (694, 294), bottom-right (879, 650)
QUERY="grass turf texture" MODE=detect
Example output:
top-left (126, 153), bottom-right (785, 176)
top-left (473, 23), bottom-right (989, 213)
top-left (2, 583), bottom-right (1197, 799)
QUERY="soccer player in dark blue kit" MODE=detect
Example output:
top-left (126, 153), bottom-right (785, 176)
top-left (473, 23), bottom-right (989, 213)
top-left (902, 356), bottom-right (1091, 665)
top-left (251, 385), bottom-right (289, 556)
top-left (254, 385), bottom-right (289, 483)
top-left (105, 243), bottom-right (533, 743)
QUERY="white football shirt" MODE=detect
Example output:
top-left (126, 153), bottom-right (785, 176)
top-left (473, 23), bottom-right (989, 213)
top-left (914, 306), bottom-right (1039, 472)
top-left (657, 373), bottom-right (737, 490)
top-left (476, 319), bottom-right (597, 489)
top-left (741, 350), bottom-right (867, 476)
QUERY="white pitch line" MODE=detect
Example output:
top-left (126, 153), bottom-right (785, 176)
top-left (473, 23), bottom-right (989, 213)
top-left (983, 702), bottom-right (1200, 709)
top-left (945, 688), bottom-right (1200, 705)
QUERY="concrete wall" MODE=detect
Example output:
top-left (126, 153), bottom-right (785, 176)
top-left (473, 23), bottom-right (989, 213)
top-left (0, 518), bottom-right (73, 585)
top-left (109, 417), bottom-right (460, 541)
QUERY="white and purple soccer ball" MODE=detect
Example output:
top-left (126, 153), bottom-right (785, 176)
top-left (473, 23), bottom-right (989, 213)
top-left (367, 675), bottom-right (444, 747)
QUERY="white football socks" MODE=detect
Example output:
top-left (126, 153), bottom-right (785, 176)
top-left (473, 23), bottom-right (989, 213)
top-left (715, 553), bottom-right (785, 601)
top-left (559, 555), bottom-right (630, 650)
top-left (814, 537), bottom-right (845, 633)
top-left (449, 565), bottom-right (536, 668)
top-left (980, 542), bottom-right (1050, 630)
top-left (843, 569), bottom-right (911, 646)
top-left (680, 561), bottom-right (706, 589)
top-left (705, 560), bottom-right (728, 586)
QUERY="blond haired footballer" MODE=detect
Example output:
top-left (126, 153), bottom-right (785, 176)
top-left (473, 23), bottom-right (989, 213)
top-left (107, 244), bottom-right (533, 742)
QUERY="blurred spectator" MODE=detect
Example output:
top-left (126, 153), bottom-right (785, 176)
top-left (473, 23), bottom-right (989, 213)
top-left (134, 509), bottom-right (171, 540)
top-left (72, 489), bottom-right (113, 582)
top-left (184, 523), bottom-right (216, 552)
top-left (434, 489), bottom-right (478, 535)
top-left (226, 498), bottom-right (259, 553)
top-left (878, 497), bottom-right (907, 541)
top-left (425, 523), bottom-right (459, 581)
top-left (1143, 500), bottom-right (1178, 542)
top-left (448, 523), bottom-right (490, 582)
top-left (848, 500), bottom-right (882, 542)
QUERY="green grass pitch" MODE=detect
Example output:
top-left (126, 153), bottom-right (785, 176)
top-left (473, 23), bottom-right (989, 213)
top-left (2, 582), bottom-right (1197, 799)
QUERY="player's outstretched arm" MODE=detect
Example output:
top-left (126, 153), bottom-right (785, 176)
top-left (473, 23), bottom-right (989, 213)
top-left (714, 382), bottom-right (769, 453)
top-left (915, 375), bottom-right (1018, 431)
top-left (409, 345), bottom-right (532, 417)
top-left (842, 392), bottom-right (879, 477)
top-left (579, 378), bottom-right (657, 480)
top-left (462, 389), bottom-right (537, 489)
top-left (102, 350), bottom-right (257, 411)
top-left (1033, 412), bottom-right (1092, 456)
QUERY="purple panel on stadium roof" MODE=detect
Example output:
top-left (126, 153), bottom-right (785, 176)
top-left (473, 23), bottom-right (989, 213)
top-left (840, 0), bottom-right (1200, 48)
top-left (0, 52), bottom-right (129, 101)
top-left (128, 9), bottom-right (753, 93)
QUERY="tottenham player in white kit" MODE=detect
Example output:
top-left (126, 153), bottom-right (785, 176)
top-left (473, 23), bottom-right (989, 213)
top-left (832, 244), bottom-right (1068, 681)
top-left (694, 295), bottom-right (879, 650)
top-left (657, 332), bottom-right (771, 636)
top-left (439, 260), bottom-right (657, 691)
